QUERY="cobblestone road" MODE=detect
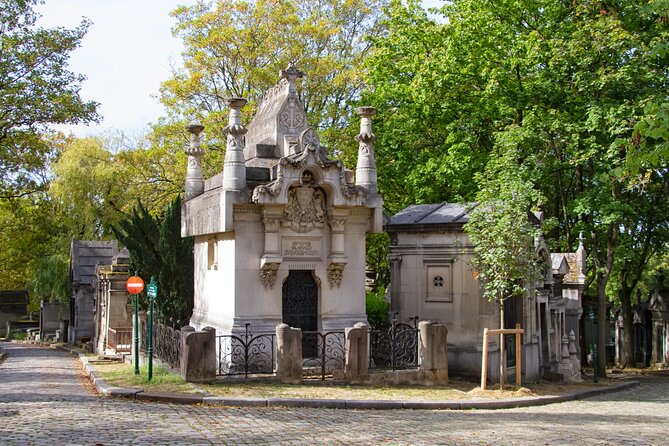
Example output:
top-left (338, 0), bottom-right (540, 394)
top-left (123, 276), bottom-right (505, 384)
top-left (1, 342), bottom-right (667, 445)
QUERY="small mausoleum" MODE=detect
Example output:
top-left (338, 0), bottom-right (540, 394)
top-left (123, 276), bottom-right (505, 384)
top-left (92, 248), bottom-right (131, 355)
top-left (181, 66), bottom-right (383, 337)
top-left (386, 203), bottom-right (585, 382)
top-left (69, 239), bottom-right (119, 344)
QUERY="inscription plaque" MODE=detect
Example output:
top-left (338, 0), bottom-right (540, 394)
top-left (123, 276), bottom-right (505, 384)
top-left (282, 237), bottom-right (322, 259)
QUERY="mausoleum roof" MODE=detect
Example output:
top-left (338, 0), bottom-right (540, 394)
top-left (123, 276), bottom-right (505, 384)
top-left (70, 240), bottom-right (118, 286)
top-left (386, 202), bottom-right (476, 231)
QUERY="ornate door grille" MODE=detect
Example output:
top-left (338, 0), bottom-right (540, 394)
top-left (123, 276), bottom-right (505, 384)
top-left (282, 270), bottom-right (318, 357)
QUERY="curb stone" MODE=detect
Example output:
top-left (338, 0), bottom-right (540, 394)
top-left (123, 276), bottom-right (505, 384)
top-left (68, 346), bottom-right (640, 410)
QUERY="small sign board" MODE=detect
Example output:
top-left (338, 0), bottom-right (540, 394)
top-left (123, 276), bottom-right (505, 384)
top-left (147, 282), bottom-right (158, 299)
top-left (126, 276), bottom-right (145, 295)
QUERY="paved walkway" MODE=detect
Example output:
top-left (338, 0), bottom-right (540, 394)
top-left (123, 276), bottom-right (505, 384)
top-left (1, 342), bottom-right (667, 445)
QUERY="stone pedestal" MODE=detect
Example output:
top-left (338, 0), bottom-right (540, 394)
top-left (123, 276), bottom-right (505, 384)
top-left (419, 321), bottom-right (449, 384)
top-left (180, 325), bottom-right (216, 382)
top-left (276, 323), bottom-right (303, 383)
top-left (345, 322), bottom-right (369, 383)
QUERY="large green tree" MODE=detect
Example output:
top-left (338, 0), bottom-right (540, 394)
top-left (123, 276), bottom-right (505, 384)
top-left (0, 0), bottom-right (98, 198)
top-left (366, 0), bottom-right (669, 375)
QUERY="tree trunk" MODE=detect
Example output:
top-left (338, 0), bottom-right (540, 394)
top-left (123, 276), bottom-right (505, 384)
top-left (619, 289), bottom-right (636, 368)
top-left (596, 278), bottom-right (608, 378)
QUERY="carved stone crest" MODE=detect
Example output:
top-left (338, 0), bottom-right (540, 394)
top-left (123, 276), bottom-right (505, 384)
top-left (281, 170), bottom-right (326, 232)
top-left (260, 262), bottom-right (280, 288)
top-left (328, 262), bottom-right (346, 288)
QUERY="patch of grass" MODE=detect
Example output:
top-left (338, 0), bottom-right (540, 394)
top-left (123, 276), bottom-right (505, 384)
top-left (94, 361), bottom-right (202, 394)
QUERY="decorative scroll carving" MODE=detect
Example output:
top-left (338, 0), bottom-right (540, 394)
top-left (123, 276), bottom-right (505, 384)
top-left (260, 263), bottom-right (280, 288)
top-left (281, 171), bottom-right (326, 232)
top-left (328, 262), bottom-right (346, 288)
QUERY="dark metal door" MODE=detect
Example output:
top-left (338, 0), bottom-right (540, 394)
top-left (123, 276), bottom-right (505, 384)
top-left (282, 270), bottom-right (318, 357)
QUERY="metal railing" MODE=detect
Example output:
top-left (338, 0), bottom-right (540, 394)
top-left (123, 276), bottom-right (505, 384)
top-left (140, 318), bottom-right (183, 369)
top-left (369, 317), bottom-right (420, 371)
top-left (216, 323), bottom-right (276, 377)
top-left (302, 330), bottom-right (346, 380)
top-left (107, 327), bottom-right (132, 353)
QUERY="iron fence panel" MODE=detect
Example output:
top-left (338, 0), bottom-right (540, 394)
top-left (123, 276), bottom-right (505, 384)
top-left (216, 324), bottom-right (276, 377)
top-left (302, 331), bottom-right (345, 380)
top-left (369, 318), bottom-right (419, 371)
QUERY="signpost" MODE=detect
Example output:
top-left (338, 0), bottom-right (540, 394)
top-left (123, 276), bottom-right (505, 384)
top-left (146, 277), bottom-right (158, 381)
top-left (126, 275), bottom-right (145, 375)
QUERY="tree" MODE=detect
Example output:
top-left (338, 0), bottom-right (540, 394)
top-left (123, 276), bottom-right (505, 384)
top-left (113, 197), bottom-right (194, 326)
top-left (159, 0), bottom-right (388, 173)
top-left (365, 0), bottom-right (669, 377)
top-left (0, 0), bottom-right (98, 198)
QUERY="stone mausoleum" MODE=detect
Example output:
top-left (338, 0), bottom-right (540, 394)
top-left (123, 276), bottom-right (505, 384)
top-left (181, 66), bottom-right (383, 337)
top-left (386, 203), bottom-right (585, 382)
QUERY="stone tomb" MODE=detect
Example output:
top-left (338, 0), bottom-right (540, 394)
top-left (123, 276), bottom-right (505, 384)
top-left (181, 66), bottom-right (383, 339)
top-left (386, 203), bottom-right (585, 382)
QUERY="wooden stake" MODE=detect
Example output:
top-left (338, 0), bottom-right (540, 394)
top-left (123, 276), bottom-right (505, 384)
top-left (481, 328), bottom-right (489, 390)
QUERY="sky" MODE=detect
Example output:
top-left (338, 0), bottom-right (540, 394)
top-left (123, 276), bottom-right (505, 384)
top-left (36, 0), bottom-right (188, 136)
top-left (36, 0), bottom-right (444, 137)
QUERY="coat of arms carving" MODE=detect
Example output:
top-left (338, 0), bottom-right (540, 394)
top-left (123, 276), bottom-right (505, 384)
top-left (281, 171), bottom-right (326, 232)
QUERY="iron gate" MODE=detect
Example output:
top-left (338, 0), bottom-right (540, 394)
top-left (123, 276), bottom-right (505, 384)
top-left (369, 317), bottom-right (419, 371)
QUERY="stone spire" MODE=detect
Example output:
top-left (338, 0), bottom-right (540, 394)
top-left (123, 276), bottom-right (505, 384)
top-left (576, 232), bottom-right (586, 282)
top-left (355, 106), bottom-right (378, 195)
top-left (184, 121), bottom-right (205, 201)
top-left (280, 62), bottom-right (304, 96)
top-left (223, 98), bottom-right (248, 191)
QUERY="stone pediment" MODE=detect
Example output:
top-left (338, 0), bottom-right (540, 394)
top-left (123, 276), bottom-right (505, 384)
top-left (244, 64), bottom-right (308, 164)
top-left (252, 127), bottom-right (363, 207)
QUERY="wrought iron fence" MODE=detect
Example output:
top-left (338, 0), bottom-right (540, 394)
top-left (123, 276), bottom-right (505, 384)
top-left (216, 323), bottom-right (276, 377)
top-left (107, 327), bottom-right (132, 353)
top-left (302, 330), bottom-right (346, 380)
top-left (140, 318), bottom-right (183, 369)
top-left (369, 317), bottom-right (419, 371)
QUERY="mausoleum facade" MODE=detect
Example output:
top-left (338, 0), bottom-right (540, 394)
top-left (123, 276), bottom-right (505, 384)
top-left (386, 203), bottom-right (585, 382)
top-left (181, 66), bottom-right (383, 336)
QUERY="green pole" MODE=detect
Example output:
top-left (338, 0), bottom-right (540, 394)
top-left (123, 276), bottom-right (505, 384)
top-left (133, 294), bottom-right (139, 375)
top-left (148, 276), bottom-right (155, 381)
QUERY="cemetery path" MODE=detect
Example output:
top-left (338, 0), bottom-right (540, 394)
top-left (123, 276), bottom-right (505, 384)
top-left (1, 341), bottom-right (668, 445)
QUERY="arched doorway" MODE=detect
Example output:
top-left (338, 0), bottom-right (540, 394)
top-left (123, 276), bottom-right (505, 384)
top-left (282, 270), bottom-right (318, 357)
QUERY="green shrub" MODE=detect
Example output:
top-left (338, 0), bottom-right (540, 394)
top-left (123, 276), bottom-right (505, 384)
top-left (10, 330), bottom-right (27, 340)
top-left (366, 287), bottom-right (389, 329)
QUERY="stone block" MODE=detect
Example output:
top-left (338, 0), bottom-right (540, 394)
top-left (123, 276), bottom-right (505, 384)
top-left (276, 323), bottom-right (303, 383)
top-left (345, 322), bottom-right (369, 383)
top-left (418, 321), bottom-right (448, 384)
top-left (180, 325), bottom-right (216, 382)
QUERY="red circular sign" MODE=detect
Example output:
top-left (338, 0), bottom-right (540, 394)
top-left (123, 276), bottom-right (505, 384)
top-left (126, 276), bottom-right (145, 294)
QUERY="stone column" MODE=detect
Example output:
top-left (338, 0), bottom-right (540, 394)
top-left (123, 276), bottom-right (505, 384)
top-left (418, 321), bottom-right (449, 384)
top-left (345, 322), bottom-right (369, 383)
top-left (260, 207), bottom-right (283, 288)
top-left (184, 121), bottom-right (205, 201)
top-left (222, 98), bottom-right (248, 192)
top-left (276, 324), bottom-right (303, 383)
top-left (328, 209), bottom-right (349, 288)
top-left (355, 106), bottom-right (378, 195)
